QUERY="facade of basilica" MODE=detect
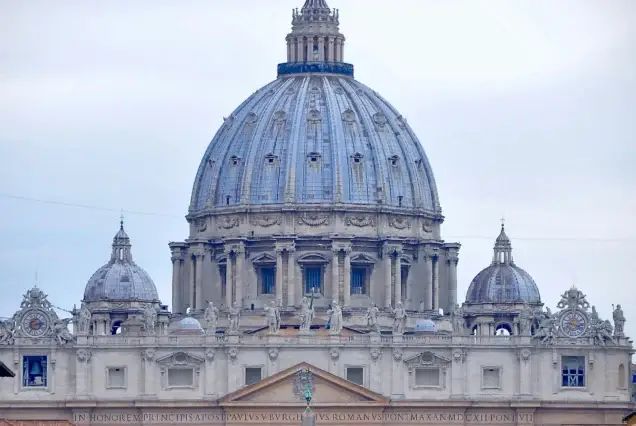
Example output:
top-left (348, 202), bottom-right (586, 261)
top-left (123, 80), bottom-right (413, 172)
top-left (0, 1), bottom-right (633, 425)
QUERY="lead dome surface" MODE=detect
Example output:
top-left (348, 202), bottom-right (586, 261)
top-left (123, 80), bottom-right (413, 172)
top-left (83, 221), bottom-right (159, 303)
top-left (189, 70), bottom-right (440, 213)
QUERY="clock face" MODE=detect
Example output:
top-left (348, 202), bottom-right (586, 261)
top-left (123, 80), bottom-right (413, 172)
top-left (560, 310), bottom-right (588, 338)
top-left (21, 310), bottom-right (49, 337)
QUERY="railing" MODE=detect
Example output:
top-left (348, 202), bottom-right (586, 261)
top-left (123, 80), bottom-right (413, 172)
top-left (83, 334), bottom-right (533, 347)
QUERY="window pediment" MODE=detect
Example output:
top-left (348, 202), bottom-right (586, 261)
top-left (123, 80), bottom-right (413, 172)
top-left (404, 351), bottom-right (450, 367)
top-left (251, 253), bottom-right (277, 264)
top-left (350, 253), bottom-right (376, 264)
top-left (156, 352), bottom-right (204, 367)
top-left (297, 253), bottom-right (329, 264)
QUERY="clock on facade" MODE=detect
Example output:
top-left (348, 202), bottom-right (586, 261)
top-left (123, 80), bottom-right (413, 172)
top-left (20, 309), bottom-right (50, 338)
top-left (559, 310), bottom-right (588, 338)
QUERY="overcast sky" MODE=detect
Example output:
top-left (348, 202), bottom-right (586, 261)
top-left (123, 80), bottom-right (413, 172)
top-left (1, 0), bottom-right (634, 339)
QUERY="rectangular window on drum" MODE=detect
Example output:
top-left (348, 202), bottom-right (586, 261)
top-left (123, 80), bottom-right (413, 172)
top-left (261, 267), bottom-right (275, 295)
top-left (351, 267), bottom-right (366, 295)
top-left (305, 266), bottom-right (322, 294)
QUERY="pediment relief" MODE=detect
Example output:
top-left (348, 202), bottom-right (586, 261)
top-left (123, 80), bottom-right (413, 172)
top-left (156, 351), bottom-right (204, 367)
top-left (404, 351), bottom-right (450, 367)
top-left (221, 362), bottom-right (387, 405)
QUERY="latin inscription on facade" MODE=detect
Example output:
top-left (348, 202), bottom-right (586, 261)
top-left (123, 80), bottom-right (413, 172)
top-left (73, 411), bottom-right (534, 424)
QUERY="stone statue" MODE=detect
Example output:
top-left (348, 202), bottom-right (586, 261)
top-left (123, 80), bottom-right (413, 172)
top-left (451, 304), bottom-right (465, 335)
top-left (228, 302), bottom-right (241, 334)
top-left (365, 304), bottom-right (380, 333)
top-left (0, 319), bottom-right (16, 345)
top-left (591, 305), bottom-right (599, 323)
top-left (54, 318), bottom-right (75, 345)
top-left (591, 319), bottom-right (616, 346)
top-left (535, 312), bottom-right (557, 345)
top-left (612, 304), bottom-right (625, 337)
top-left (298, 297), bottom-right (314, 332)
top-left (143, 305), bottom-right (157, 335)
top-left (392, 302), bottom-right (406, 335)
top-left (518, 302), bottom-right (533, 336)
top-left (204, 301), bottom-right (219, 335)
top-left (265, 301), bottom-right (281, 333)
top-left (77, 303), bottom-right (92, 335)
top-left (327, 301), bottom-right (343, 334)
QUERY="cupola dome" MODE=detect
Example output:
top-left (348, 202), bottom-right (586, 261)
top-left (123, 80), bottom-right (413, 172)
top-left (464, 223), bottom-right (541, 305)
top-left (83, 218), bottom-right (159, 303)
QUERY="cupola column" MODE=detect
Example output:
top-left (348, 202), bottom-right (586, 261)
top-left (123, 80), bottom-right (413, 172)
top-left (194, 250), bottom-right (205, 310)
top-left (447, 252), bottom-right (459, 310)
top-left (394, 249), bottom-right (403, 305)
top-left (331, 247), bottom-right (340, 303)
top-left (287, 247), bottom-right (296, 307)
top-left (328, 37), bottom-right (335, 61)
top-left (383, 244), bottom-right (392, 309)
top-left (224, 248), bottom-right (233, 308)
top-left (170, 249), bottom-right (183, 313)
top-left (189, 253), bottom-right (196, 310)
top-left (235, 244), bottom-right (245, 307)
top-left (318, 37), bottom-right (325, 61)
top-left (275, 246), bottom-right (285, 306)
top-left (343, 244), bottom-right (352, 307)
top-left (423, 247), bottom-right (434, 311)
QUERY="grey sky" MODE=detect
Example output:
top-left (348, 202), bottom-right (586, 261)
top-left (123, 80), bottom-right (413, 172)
top-left (1, 1), bottom-right (635, 338)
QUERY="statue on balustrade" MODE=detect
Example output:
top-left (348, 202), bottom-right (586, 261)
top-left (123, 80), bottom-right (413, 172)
top-left (204, 301), bottom-right (219, 335)
top-left (228, 302), bottom-right (241, 334)
top-left (327, 301), bottom-right (343, 334)
top-left (392, 302), bottom-right (406, 335)
top-left (365, 303), bottom-right (380, 334)
top-left (76, 303), bottom-right (92, 335)
top-left (143, 305), bottom-right (157, 336)
top-left (518, 302), bottom-right (534, 336)
top-left (54, 318), bottom-right (75, 345)
top-left (451, 304), bottom-right (465, 335)
top-left (265, 301), bottom-right (281, 333)
top-left (612, 304), bottom-right (625, 337)
top-left (298, 297), bottom-right (314, 333)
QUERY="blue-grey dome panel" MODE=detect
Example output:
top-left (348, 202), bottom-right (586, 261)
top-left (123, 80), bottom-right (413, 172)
top-left (465, 263), bottom-right (541, 304)
top-left (83, 262), bottom-right (159, 302)
top-left (190, 75), bottom-right (441, 212)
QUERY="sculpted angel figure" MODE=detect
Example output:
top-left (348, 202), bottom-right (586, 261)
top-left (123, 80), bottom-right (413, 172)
top-left (204, 301), bottom-right (219, 335)
top-left (592, 320), bottom-right (616, 346)
top-left (365, 304), bottom-right (380, 333)
top-left (327, 301), bottom-right (343, 334)
top-left (612, 304), bottom-right (625, 336)
top-left (264, 301), bottom-right (281, 333)
top-left (54, 318), bottom-right (75, 345)
top-left (228, 302), bottom-right (241, 334)
top-left (392, 302), bottom-right (407, 335)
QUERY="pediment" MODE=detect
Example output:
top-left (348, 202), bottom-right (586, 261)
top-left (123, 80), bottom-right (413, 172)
top-left (156, 351), bottom-right (204, 366)
top-left (220, 362), bottom-right (388, 405)
top-left (350, 253), bottom-right (376, 263)
top-left (404, 351), bottom-right (450, 366)
top-left (297, 253), bottom-right (329, 263)
top-left (251, 253), bottom-right (277, 264)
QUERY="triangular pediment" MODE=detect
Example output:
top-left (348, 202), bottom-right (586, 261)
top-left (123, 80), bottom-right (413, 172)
top-left (350, 253), bottom-right (376, 263)
top-left (403, 351), bottom-right (450, 366)
top-left (156, 351), bottom-right (204, 366)
top-left (220, 362), bottom-right (388, 405)
top-left (251, 253), bottom-right (277, 264)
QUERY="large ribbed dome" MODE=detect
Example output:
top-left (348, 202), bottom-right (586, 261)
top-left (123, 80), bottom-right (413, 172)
top-left (83, 220), bottom-right (159, 303)
top-left (189, 1), bottom-right (440, 214)
top-left (464, 225), bottom-right (541, 305)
